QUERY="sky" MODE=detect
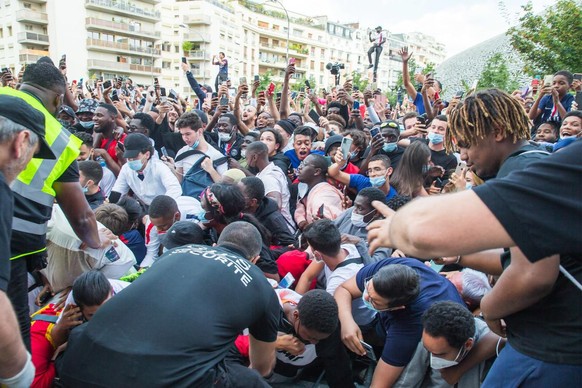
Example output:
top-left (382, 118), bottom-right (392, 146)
top-left (262, 0), bottom-right (555, 59)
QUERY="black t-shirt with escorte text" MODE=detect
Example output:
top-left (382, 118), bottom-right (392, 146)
top-left (474, 139), bottom-right (582, 364)
top-left (60, 244), bottom-right (281, 386)
top-left (0, 171), bottom-right (13, 291)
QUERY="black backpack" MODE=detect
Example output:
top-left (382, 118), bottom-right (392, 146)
top-left (175, 149), bottom-right (228, 198)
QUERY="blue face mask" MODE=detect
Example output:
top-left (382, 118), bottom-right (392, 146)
top-left (197, 210), bottom-right (209, 223)
top-left (79, 120), bottom-right (94, 129)
top-left (128, 159), bottom-right (144, 171)
top-left (382, 142), bottom-right (398, 153)
top-left (191, 139), bottom-right (200, 150)
top-left (82, 184), bottom-right (89, 194)
top-left (349, 150), bottom-right (359, 160)
top-left (422, 164), bottom-right (431, 174)
top-left (362, 287), bottom-right (380, 312)
top-left (427, 132), bottom-right (444, 144)
top-left (465, 183), bottom-right (473, 190)
top-left (369, 176), bottom-right (386, 187)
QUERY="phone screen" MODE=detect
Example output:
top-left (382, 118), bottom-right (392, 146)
top-left (254, 75), bottom-right (260, 82)
top-left (102, 80), bottom-right (112, 89)
top-left (341, 137), bottom-right (353, 160)
top-left (370, 126), bottom-right (380, 138)
top-left (353, 101), bottom-right (360, 110)
top-left (181, 57), bottom-right (187, 64)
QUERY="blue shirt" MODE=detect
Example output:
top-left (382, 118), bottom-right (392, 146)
top-left (349, 174), bottom-right (397, 202)
top-left (413, 93), bottom-right (426, 116)
top-left (538, 93), bottom-right (575, 123)
top-left (356, 258), bottom-right (465, 367)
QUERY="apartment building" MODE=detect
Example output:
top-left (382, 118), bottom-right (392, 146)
top-left (0, 0), bottom-right (160, 85)
top-left (0, 0), bottom-right (445, 98)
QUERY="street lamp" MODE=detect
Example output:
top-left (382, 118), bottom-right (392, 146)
top-left (179, 23), bottom-right (207, 82)
top-left (269, 0), bottom-right (289, 63)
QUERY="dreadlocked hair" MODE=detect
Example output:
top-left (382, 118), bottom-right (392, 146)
top-left (446, 89), bottom-right (531, 153)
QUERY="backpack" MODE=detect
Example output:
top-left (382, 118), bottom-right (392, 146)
top-left (175, 149), bottom-right (228, 198)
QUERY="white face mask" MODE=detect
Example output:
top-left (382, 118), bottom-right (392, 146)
top-left (350, 209), bottom-right (375, 228)
top-left (218, 132), bottom-right (232, 142)
top-left (429, 344), bottom-right (469, 370)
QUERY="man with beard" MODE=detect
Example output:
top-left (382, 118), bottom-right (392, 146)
top-left (0, 62), bottom-right (107, 351)
top-left (92, 103), bottom-right (125, 175)
top-left (0, 95), bottom-right (56, 388)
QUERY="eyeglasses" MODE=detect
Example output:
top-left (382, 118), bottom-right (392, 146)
top-left (364, 278), bottom-right (402, 312)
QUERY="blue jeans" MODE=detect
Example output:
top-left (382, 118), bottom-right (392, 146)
top-left (483, 342), bottom-right (582, 387)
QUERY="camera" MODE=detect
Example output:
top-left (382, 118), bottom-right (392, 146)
top-left (326, 62), bottom-right (345, 75)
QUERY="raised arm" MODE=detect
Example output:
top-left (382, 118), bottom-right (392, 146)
top-left (279, 64), bottom-right (295, 119)
top-left (397, 47), bottom-right (417, 100)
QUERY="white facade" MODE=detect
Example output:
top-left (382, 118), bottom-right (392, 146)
top-left (0, 0), bottom-right (446, 97)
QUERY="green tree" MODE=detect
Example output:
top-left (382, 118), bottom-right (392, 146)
top-left (508, 0), bottom-right (582, 74)
top-left (350, 70), bottom-right (368, 91)
top-left (259, 71), bottom-right (273, 91)
top-left (182, 41), bottom-right (193, 54)
top-left (478, 53), bottom-right (519, 91)
top-left (290, 74), bottom-right (316, 92)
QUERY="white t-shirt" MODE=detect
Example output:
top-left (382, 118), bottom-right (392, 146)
top-left (257, 162), bottom-right (293, 229)
top-left (324, 244), bottom-right (376, 326)
top-left (99, 166), bottom-right (116, 197)
top-left (111, 157), bottom-right (182, 206)
top-left (175, 143), bottom-right (228, 176)
top-left (142, 196), bottom-right (203, 267)
top-left (275, 289), bottom-right (318, 367)
top-left (43, 205), bottom-right (136, 292)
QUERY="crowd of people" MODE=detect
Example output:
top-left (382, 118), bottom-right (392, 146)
top-left (0, 46), bottom-right (580, 388)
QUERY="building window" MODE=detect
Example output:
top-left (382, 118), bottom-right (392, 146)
top-left (162, 61), bottom-right (171, 69)
top-left (23, 2), bottom-right (31, 8)
top-left (25, 24), bottom-right (33, 31)
top-left (117, 56), bottom-right (128, 63)
top-left (131, 57), bottom-right (141, 65)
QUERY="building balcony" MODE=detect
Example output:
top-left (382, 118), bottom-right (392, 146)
top-left (183, 33), bottom-right (208, 42)
top-left (187, 50), bottom-right (210, 61)
top-left (86, 38), bottom-right (161, 57)
top-left (17, 32), bottom-right (49, 46)
top-left (183, 15), bottom-right (211, 25)
top-left (87, 58), bottom-right (161, 75)
top-left (15, 9), bottom-right (48, 24)
top-left (258, 58), bottom-right (287, 71)
top-left (259, 42), bottom-right (286, 55)
top-left (85, 17), bottom-right (160, 39)
top-left (85, 0), bottom-right (160, 22)
top-left (19, 48), bottom-right (49, 63)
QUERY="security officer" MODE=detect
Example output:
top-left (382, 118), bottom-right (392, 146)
top-left (0, 61), bottom-right (111, 349)
top-left (0, 95), bottom-right (55, 388)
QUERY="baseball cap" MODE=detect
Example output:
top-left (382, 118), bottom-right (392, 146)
top-left (324, 134), bottom-right (343, 155)
top-left (0, 95), bottom-right (55, 159)
top-left (123, 133), bottom-right (151, 159)
top-left (160, 221), bottom-right (204, 250)
top-left (76, 98), bottom-right (99, 114)
top-left (59, 105), bottom-right (77, 120)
